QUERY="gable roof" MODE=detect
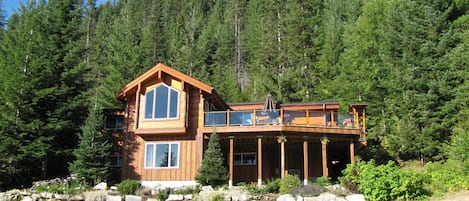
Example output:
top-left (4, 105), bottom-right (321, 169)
top-left (116, 63), bottom-right (219, 102)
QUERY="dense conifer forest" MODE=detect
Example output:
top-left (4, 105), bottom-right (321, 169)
top-left (0, 0), bottom-right (467, 189)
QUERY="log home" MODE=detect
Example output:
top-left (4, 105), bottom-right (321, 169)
top-left (115, 63), bottom-right (367, 188)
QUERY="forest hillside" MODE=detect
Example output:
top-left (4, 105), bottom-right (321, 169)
top-left (0, 0), bottom-right (467, 189)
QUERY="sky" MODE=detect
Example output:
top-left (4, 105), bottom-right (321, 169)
top-left (2, 0), bottom-right (107, 20)
top-left (2, 0), bottom-right (28, 19)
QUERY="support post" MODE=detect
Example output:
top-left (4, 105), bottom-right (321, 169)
top-left (350, 139), bottom-right (355, 164)
top-left (321, 137), bottom-right (329, 177)
top-left (303, 136), bottom-right (309, 185)
top-left (280, 138), bottom-right (286, 178)
top-left (229, 136), bottom-right (234, 188)
top-left (134, 83), bottom-right (141, 129)
top-left (257, 135), bottom-right (263, 186)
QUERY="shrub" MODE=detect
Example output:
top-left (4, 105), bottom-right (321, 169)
top-left (116, 179), bottom-right (140, 195)
top-left (341, 160), bottom-right (427, 201)
top-left (212, 194), bottom-right (224, 201)
top-left (279, 174), bottom-right (301, 194)
top-left (262, 178), bottom-right (281, 193)
top-left (195, 133), bottom-right (228, 187)
top-left (31, 178), bottom-right (88, 195)
top-left (174, 186), bottom-right (201, 195)
top-left (315, 176), bottom-right (332, 187)
top-left (290, 184), bottom-right (325, 197)
top-left (156, 189), bottom-right (169, 201)
top-left (425, 159), bottom-right (469, 193)
top-left (237, 182), bottom-right (261, 194)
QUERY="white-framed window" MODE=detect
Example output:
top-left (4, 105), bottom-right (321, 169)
top-left (105, 116), bottom-right (124, 130)
top-left (144, 84), bottom-right (179, 119)
top-left (234, 152), bottom-right (256, 165)
top-left (144, 142), bottom-right (180, 168)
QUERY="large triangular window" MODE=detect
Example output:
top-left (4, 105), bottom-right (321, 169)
top-left (144, 84), bottom-right (179, 119)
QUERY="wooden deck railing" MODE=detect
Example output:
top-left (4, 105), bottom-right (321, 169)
top-left (204, 109), bottom-right (358, 129)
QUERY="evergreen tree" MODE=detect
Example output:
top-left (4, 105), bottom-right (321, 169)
top-left (69, 104), bottom-right (111, 185)
top-left (195, 133), bottom-right (228, 186)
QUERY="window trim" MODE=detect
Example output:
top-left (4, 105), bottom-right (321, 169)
top-left (104, 115), bottom-right (124, 131)
top-left (234, 152), bottom-right (257, 166)
top-left (144, 142), bottom-right (180, 169)
top-left (144, 84), bottom-right (180, 120)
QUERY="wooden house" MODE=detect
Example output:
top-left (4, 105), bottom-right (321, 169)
top-left (115, 63), bottom-right (367, 188)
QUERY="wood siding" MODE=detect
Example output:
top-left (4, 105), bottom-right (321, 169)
top-left (122, 80), bottom-right (204, 181)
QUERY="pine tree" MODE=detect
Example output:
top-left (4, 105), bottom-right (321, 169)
top-left (69, 104), bottom-right (111, 185)
top-left (195, 133), bottom-right (228, 186)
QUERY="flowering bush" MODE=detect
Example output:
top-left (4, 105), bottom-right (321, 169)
top-left (342, 118), bottom-right (353, 125)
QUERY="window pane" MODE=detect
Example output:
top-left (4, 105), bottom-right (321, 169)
top-left (169, 89), bottom-right (178, 118)
top-left (155, 86), bottom-right (169, 118)
top-left (243, 154), bottom-right (256, 165)
top-left (234, 154), bottom-right (242, 165)
top-left (116, 116), bottom-right (124, 130)
top-left (105, 117), bottom-right (116, 129)
top-left (145, 90), bottom-right (154, 119)
top-left (170, 144), bottom-right (179, 167)
top-left (145, 144), bottom-right (154, 167)
top-left (156, 144), bottom-right (169, 167)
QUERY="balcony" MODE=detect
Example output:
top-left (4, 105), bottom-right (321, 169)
top-left (202, 109), bottom-right (361, 135)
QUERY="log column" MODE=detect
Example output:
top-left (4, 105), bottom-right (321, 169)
top-left (303, 136), bottom-right (309, 185)
top-left (229, 136), bottom-right (235, 188)
top-left (321, 137), bottom-right (329, 177)
top-left (257, 135), bottom-right (263, 186)
top-left (350, 139), bottom-right (355, 164)
top-left (278, 135), bottom-right (287, 178)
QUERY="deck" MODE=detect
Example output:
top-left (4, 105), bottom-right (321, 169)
top-left (199, 109), bottom-right (362, 135)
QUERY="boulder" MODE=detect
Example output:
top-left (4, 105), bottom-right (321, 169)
top-left (315, 192), bottom-right (346, 201)
top-left (39, 192), bottom-right (53, 199)
top-left (276, 194), bottom-right (295, 201)
top-left (166, 194), bottom-right (184, 201)
top-left (84, 190), bottom-right (107, 201)
top-left (184, 194), bottom-right (193, 200)
top-left (345, 194), bottom-right (365, 201)
top-left (20, 196), bottom-right (33, 201)
top-left (93, 182), bottom-right (108, 190)
top-left (125, 195), bottom-right (142, 201)
top-left (54, 194), bottom-right (70, 200)
top-left (70, 194), bottom-right (85, 201)
top-left (106, 195), bottom-right (123, 201)
top-left (201, 186), bottom-right (214, 191)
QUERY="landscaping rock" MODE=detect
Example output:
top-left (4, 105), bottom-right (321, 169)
top-left (84, 190), bottom-right (107, 201)
top-left (54, 193), bottom-right (70, 200)
top-left (167, 194), bottom-right (184, 201)
top-left (40, 192), bottom-right (53, 199)
top-left (93, 182), bottom-right (108, 190)
top-left (201, 186), bottom-right (214, 191)
top-left (314, 192), bottom-right (346, 201)
top-left (125, 195), bottom-right (142, 201)
top-left (70, 194), bottom-right (85, 201)
top-left (20, 196), bottom-right (33, 201)
top-left (184, 194), bottom-right (193, 200)
top-left (31, 193), bottom-right (41, 200)
top-left (106, 195), bottom-right (123, 201)
top-left (2, 189), bottom-right (22, 201)
top-left (345, 194), bottom-right (365, 201)
top-left (276, 194), bottom-right (295, 201)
